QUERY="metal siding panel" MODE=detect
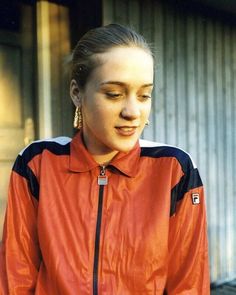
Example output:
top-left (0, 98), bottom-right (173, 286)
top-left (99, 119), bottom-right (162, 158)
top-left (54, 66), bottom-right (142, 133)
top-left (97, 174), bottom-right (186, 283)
top-left (149, 0), bottom-right (157, 141)
top-left (186, 14), bottom-right (198, 161)
top-left (140, 0), bottom-right (155, 140)
top-left (176, 11), bottom-right (187, 150)
top-left (163, 5), bottom-right (177, 145)
top-left (231, 27), bottom-right (236, 277)
top-left (153, 1), bottom-right (165, 142)
top-left (114, 0), bottom-right (128, 24)
top-left (102, 0), bottom-right (115, 25)
top-left (206, 19), bottom-right (219, 282)
top-left (127, 0), bottom-right (140, 30)
top-left (196, 16), bottom-right (207, 189)
top-left (223, 23), bottom-right (234, 278)
top-left (215, 20), bottom-right (227, 281)
top-left (232, 26), bottom-right (236, 281)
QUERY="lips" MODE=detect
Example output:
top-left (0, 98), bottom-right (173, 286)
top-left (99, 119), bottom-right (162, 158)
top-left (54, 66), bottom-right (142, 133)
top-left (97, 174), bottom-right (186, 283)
top-left (115, 126), bottom-right (138, 136)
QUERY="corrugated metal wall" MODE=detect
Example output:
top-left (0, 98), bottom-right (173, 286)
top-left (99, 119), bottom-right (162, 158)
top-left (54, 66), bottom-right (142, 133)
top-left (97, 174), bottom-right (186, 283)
top-left (103, 0), bottom-right (236, 284)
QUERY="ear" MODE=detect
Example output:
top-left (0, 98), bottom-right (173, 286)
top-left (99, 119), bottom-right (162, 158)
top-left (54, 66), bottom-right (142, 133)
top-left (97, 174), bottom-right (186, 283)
top-left (70, 79), bottom-right (82, 107)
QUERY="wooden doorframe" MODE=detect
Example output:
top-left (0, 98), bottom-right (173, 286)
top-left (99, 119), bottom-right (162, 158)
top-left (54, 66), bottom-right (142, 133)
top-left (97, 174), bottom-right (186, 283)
top-left (0, 1), bottom-right (37, 239)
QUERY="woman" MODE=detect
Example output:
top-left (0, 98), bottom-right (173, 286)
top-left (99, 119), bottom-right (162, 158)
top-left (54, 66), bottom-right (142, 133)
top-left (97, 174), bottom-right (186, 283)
top-left (0, 24), bottom-right (210, 294)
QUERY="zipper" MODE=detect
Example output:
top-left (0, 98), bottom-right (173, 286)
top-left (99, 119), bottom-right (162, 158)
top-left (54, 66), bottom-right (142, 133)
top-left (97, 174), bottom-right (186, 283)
top-left (93, 166), bottom-right (108, 295)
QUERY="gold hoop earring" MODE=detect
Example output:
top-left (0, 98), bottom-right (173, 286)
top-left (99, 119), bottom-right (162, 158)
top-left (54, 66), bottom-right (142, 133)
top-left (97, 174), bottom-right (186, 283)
top-left (145, 119), bottom-right (150, 126)
top-left (73, 106), bottom-right (82, 129)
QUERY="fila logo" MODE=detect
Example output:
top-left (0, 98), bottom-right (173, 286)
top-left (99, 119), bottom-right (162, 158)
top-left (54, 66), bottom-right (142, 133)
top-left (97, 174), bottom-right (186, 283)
top-left (192, 193), bottom-right (200, 205)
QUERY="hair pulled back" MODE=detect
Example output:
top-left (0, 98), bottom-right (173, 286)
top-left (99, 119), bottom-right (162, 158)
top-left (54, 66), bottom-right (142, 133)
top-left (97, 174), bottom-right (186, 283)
top-left (71, 23), bottom-right (153, 89)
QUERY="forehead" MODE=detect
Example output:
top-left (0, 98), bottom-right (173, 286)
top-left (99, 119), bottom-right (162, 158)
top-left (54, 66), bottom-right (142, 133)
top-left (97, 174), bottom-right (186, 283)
top-left (90, 46), bottom-right (154, 87)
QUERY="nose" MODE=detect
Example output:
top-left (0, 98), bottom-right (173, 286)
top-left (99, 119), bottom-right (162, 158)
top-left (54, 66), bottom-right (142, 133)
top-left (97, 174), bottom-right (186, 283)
top-left (120, 96), bottom-right (140, 120)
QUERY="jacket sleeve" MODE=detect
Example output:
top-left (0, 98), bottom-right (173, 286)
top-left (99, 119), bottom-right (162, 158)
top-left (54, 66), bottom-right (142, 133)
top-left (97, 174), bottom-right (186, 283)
top-left (0, 155), bottom-right (41, 294)
top-left (165, 167), bottom-right (210, 295)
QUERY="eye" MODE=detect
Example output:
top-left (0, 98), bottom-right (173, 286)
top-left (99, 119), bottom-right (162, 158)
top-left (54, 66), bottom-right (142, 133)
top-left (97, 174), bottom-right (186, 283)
top-left (139, 94), bottom-right (152, 101)
top-left (105, 92), bottom-right (123, 99)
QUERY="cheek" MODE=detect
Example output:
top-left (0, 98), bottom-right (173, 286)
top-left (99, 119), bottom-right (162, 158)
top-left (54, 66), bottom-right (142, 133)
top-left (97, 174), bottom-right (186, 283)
top-left (83, 101), bottom-right (118, 127)
top-left (142, 103), bottom-right (152, 118)
top-left (94, 104), bottom-right (116, 118)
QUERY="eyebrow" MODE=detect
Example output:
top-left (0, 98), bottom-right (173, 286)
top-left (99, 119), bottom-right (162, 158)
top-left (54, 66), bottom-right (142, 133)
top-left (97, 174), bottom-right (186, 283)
top-left (100, 81), bottom-right (153, 88)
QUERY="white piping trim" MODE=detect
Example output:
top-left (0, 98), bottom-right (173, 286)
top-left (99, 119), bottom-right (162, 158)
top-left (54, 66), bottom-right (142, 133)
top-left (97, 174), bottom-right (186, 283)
top-left (19, 136), bottom-right (72, 156)
top-left (139, 139), bottom-right (197, 169)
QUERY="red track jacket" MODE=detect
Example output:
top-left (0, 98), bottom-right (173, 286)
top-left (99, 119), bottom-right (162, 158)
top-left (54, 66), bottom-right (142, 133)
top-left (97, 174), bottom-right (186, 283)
top-left (0, 131), bottom-right (210, 294)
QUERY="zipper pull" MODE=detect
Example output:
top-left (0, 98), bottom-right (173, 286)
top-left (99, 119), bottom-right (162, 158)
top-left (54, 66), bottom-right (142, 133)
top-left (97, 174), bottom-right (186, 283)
top-left (98, 165), bottom-right (108, 185)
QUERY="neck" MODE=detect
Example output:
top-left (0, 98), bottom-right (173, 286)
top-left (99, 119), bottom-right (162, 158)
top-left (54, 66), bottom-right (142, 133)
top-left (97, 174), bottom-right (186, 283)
top-left (81, 129), bottom-right (119, 165)
top-left (91, 150), bottom-right (119, 165)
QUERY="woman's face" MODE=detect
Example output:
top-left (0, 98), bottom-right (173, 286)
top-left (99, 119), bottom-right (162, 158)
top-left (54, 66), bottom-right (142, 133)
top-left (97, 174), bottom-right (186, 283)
top-left (72, 46), bottom-right (153, 157)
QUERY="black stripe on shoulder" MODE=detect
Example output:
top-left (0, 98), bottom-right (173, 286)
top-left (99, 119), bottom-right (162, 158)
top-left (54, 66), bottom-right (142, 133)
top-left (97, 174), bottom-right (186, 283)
top-left (12, 138), bottom-right (71, 201)
top-left (170, 168), bottom-right (203, 216)
top-left (13, 155), bottom-right (39, 200)
top-left (21, 140), bottom-right (70, 165)
top-left (140, 146), bottom-right (194, 174)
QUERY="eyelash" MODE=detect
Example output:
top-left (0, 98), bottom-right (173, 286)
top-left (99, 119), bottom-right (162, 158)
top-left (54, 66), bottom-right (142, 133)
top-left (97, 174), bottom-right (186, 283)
top-left (140, 95), bottom-right (151, 100)
top-left (105, 93), bottom-right (151, 100)
top-left (106, 92), bottom-right (123, 98)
